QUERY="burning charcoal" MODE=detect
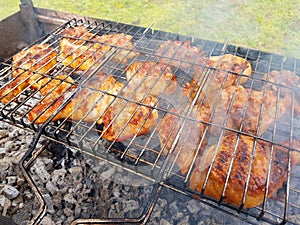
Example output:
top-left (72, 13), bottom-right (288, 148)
top-left (109, 202), bottom-right (125, 218)
top-left (31, 161), bottom-right (50, 183)
top-left (0, 195), bottom-right (5, 207)
top-left (74, 204), bottom-right (82, 217)
top-left (177, 215), bottom-right (190, 225)
top-left (1, 159), bottom-right (11, 170)
top-left (1, 196), bottom-right (11, 216)
top-left (6, 176), bottom-right (17, 185)
top-left (25, 134), bottom-right (35, 146)
top-left (16, 175), bottom-right (25, 186)
top-left (51, 168), bottom-right (67, 187)
top-left (0, 147), bottom-right (7, 158)
top-left (1, 185), bottom-right (20, 200)
top-left (100, 189), bottom-right (110, 202)
top-left (4, 141), bottom-right (15, 151)
top-left (185, 199), bottom-right (201, 214)
top-left (68, 166), bottom-right (83, 183)
top-left (40, 215), bottom-right (55, 225)
top-left (63, 207), bottom-right (74, 218)
top-left (43, 194), bottom-right (55, 214)
top-left (123, 199), bottom-right (139, 213)
top-left (63, 193), bottom-right (77, 204)
top-left (8, 129), bottom-right (19, 138)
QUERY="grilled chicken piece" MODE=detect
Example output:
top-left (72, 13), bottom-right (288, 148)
top-left (156, 40), bottom-right (206, 71)
top-left (93, 33), bottom-right (139, 63)
top-left (263, 70), bottom-right (300, 115)
top-left (58, 26), bottom-right (138, 70)
top-left (101, 89), bottom-right (158, 142)
top-left (157, 107), bottom-right (209, 175)
top-left (186, 54), bottom-right (252, 103)
top-left (28, 72), bottom-right (124, 124)
top-left (60, 25), bottom-right (94, 41)
top-left (126, 61), bottom-right (178, 97)
top-left (36, 74), bottom-right (75, 97)
top-left (200, 85), bottom-right (288, 136)
top-left (58, 38), bottom-right (105, 71)
top-left (0, 44), bottom-right (57, 103)
top-left (189, 133), bottom-right (300, 208)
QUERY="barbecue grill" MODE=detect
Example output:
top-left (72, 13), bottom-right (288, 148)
top-left (1, 0), bottom-right (300, 224)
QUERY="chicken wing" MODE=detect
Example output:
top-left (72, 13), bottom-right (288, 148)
top-left (0, 44), bottom-right (57, 103)
top-left (189, 133), bottom-right (300, 208)
top-left (126, 61), bottom-right (178, 97)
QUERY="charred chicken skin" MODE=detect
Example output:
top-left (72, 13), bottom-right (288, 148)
top-left (189, 133), bottom-right (300, 208)
top-left (0, 44), bottom-right (57, 103)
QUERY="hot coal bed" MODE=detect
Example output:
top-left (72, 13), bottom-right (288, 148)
top-left (0, 6), bottom-right (300, 225)
top-left (0, 122), bottom-right (260, 225)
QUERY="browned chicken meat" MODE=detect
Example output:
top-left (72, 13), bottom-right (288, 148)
top-left (0, 44), bottom-right (57, 103)
top-left (58, 38), bottom-right (105, 71)
top-left (156, 40), bottom-right (206, 71)
top-left (36, 74), bottom-right (75, 98)
top-left (199, 85), bottom-right (288, 136)
top-left (185, 54), bottom-right (252, 103)
top-left (263, 70), bottom-right (300, 115)
top-left (28, 71), bottom-right (124, 124)
top-left (60, 25), bottom-right (94, 41)
top-left (93, 33), bottom-right (139, 63)
top-left (101, 89), bottom-right (158, 142)
top-left (157, 107), bottom-right (209, 175)
top-left (126, 61), bottom-right (178, 97)
top-left (189, 133), bottom-right (300, 208)
top-left (58, 26), bottom-right (138, 71)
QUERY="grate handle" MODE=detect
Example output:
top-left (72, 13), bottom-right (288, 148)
top-left (19, 0), bottom-right (43, 43)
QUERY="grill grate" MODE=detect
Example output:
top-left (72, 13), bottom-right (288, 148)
top-left (1, 18), bottom-right (300, 224)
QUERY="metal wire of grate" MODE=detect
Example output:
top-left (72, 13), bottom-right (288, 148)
top-left (0, 18), bottom-right (300, 224)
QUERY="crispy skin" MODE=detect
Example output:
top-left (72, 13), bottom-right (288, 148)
top-left (263, 70), bottom-right (300, 115)
top-left (156, 40), bottom-right (206, 71)
top-left (126, 61), bottom-right (178, 96)
top-left (28, 72), bottom-right (124, 124)
top-left (58, 26), bottom-right (138, 70)
top-left (157, 107), bottom-right (208, 175)
top-left (101, 92), bottom-right (158, 142)
top-left (201, 85), bottom-right (287, 136)
top-left (186, 54), bottom-right (252, 103)
top-left (189, 133), bottom-right (300, 208)
top-left (0, 44), bottom-right (57, 103)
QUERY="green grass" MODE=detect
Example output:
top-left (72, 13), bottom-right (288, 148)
top-left (1, 0), bottom-right (300, 58)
